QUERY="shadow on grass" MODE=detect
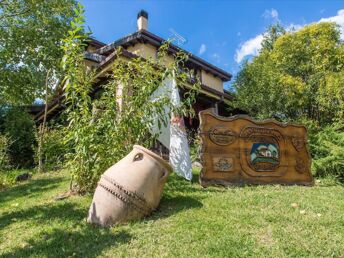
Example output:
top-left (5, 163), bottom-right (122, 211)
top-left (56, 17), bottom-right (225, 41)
top-left (149, 194), bottom-right (203, 221)
top-left (0, 170), bottom-right (212, 257)
top-left (1, 226), bottom-right (131, 258)
top-left (0, 202), bottom-right (86, 229)
top-left (164, 172), bottom-right (222, 194)
top-left (0, 201), bottom-right (132, 258)
top-left (143, 172), bottom-right (206, 221)
top-left (0, 177), bottom-right (65, 204)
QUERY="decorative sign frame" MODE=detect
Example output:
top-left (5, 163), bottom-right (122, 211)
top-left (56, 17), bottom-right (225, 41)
top-left (199, 109), bottom-right (314, 187)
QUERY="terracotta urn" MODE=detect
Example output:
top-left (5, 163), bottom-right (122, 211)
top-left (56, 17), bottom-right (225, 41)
top-left (87, 145), bottom-right (172, 227)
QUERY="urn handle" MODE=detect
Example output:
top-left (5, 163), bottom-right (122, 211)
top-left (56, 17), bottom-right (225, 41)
top-left (159, 167), bottom-right (170, 182)
top-left (133, 153), bottom-right (143, 162)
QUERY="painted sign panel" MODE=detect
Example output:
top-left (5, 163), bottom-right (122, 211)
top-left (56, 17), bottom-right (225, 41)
top-left (250, 143), bottom-right (279, 169)
top-left (199, 109), bottom-right (313, 186)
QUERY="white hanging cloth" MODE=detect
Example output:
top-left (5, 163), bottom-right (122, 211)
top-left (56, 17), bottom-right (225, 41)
top-left (150, 77), bottom-right (193, 181)
top-left (149, 78), bottom-right (172, 148)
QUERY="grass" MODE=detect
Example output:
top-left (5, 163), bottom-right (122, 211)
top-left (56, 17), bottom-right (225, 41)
top-left (0, 169), bottom-right (344, 257)
top-left (0, 169), bottom-right (35, 191)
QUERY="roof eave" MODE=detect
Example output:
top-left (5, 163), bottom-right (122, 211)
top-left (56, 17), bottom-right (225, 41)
top-left (95, 29), bottom-right (232, 82)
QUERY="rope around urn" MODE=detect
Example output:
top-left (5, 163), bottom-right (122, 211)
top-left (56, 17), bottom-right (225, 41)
top-left (98, 175), bottom-right (153, 214)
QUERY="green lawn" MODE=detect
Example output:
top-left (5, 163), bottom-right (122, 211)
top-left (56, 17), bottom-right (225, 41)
top-left (0, 169), bottom-right (343, 258)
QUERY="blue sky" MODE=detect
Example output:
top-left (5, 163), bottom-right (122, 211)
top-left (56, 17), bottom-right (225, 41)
top-left (81, 0), bottom-right (344, 89)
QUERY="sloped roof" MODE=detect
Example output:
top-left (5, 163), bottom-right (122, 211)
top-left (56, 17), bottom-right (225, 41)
top-left (86, 30), bottom-right (232, 81)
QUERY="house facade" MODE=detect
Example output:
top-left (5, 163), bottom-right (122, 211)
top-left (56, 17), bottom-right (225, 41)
top-left (35, 10), bottom-right (237, 130)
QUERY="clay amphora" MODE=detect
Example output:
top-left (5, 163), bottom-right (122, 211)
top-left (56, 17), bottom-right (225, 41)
top-left (87, 145), bottom-right (172, 227)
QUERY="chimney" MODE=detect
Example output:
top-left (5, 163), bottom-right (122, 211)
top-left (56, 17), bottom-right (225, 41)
top-left (137, 10), bottom-right (148, 31)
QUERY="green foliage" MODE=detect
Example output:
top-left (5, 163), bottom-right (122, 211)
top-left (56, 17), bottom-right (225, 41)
top-left (188, 129), bottom-right (201, 163)
top-left (234, 22), bottom-right (344, 125)
top-left (34, 127), bottom-right (69, 171)
top-left (234, 22), bottom-right (344, 179)
top-left (260, 23), bottom-right (286, 51)
top-left (309, 123), bottom-right (344, 179)
top-left (62, 4), bottom-right (200, 193)
top-left (0, 168), bottom-right (33, 190)
top-left (3, 106), bottom-right (36, 168)
top-left (0, 0), bottom-right (77, 105)
top-left (0, 134), bottom-right (11, 171)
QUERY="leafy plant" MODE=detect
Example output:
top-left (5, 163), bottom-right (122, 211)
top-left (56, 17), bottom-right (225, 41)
top-left (0, 134), bottom-right (11, 171)
top-left (309, 123), bottom-right (344, 180)
top-left (3, 106), bottom-right (36, 168)
top-left (62, 4), bottom-right (200, 193)
top-left (188, 128), bottom-right (201, 163)
top-left (34, 127), bottom-right (69, 171)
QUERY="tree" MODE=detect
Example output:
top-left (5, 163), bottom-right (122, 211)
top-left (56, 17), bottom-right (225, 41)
top-left (37, 69), bottom-right (51, 172)
top-left (0, 0), bottom-right (77, 105)
top-left (234, 22), bottom-right (344, 126)
top-left (260, 23), bottom-right (286, 51)
top-left (233, 22), bottom-right (344, 179)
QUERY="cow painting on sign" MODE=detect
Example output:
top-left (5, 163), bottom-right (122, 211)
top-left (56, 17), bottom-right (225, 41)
top-left (251, 143), bottom-right (279, 163)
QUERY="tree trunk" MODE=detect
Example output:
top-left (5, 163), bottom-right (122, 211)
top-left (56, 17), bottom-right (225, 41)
top-left (37, 69), bottom-right (51, 173)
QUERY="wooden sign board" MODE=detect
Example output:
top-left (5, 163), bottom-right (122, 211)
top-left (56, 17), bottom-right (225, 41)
top-left (199, 109), bottom-right (314, 187)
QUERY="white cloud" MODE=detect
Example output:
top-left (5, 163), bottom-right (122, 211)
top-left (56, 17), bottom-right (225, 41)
top-left (286, 10), bottom-right (344, 38)
top-left (234, 9), bottom-right (344, 63)
top-left (199, 44), bottom-right (206, 55)
top-left (235, 34), bottom-right (264, 63)
top-left (212, 53), bottom-right (220, 63)
top-left (319, 9), bottom-right (344, 39)
top-left (262, 8), bottom-right (279, 20)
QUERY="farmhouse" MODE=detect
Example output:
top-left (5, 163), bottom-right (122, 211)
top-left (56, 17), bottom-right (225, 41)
top-left (34, 10), bottom-right (237, 132)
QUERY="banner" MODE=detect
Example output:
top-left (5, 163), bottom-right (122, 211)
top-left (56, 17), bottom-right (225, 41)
top-left (150, 77), bottom-right (193, 180)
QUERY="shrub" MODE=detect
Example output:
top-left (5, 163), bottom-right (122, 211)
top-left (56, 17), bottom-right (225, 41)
top-left (309, 123), bottom-right (344, 180)
top-left (0, 134), bottom-right (11, 171)
top-left (0, 169), bottom-right (35, 190)
top-left (3, 106), bottom-right (36, 168)
top-left (188, 129), bottom-right (201, 163)
top-left (35, 127), bottom-right (69, 171)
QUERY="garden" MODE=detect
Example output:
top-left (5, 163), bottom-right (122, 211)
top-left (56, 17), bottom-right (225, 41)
top-left (0, 1), bottom-right (344, 257)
